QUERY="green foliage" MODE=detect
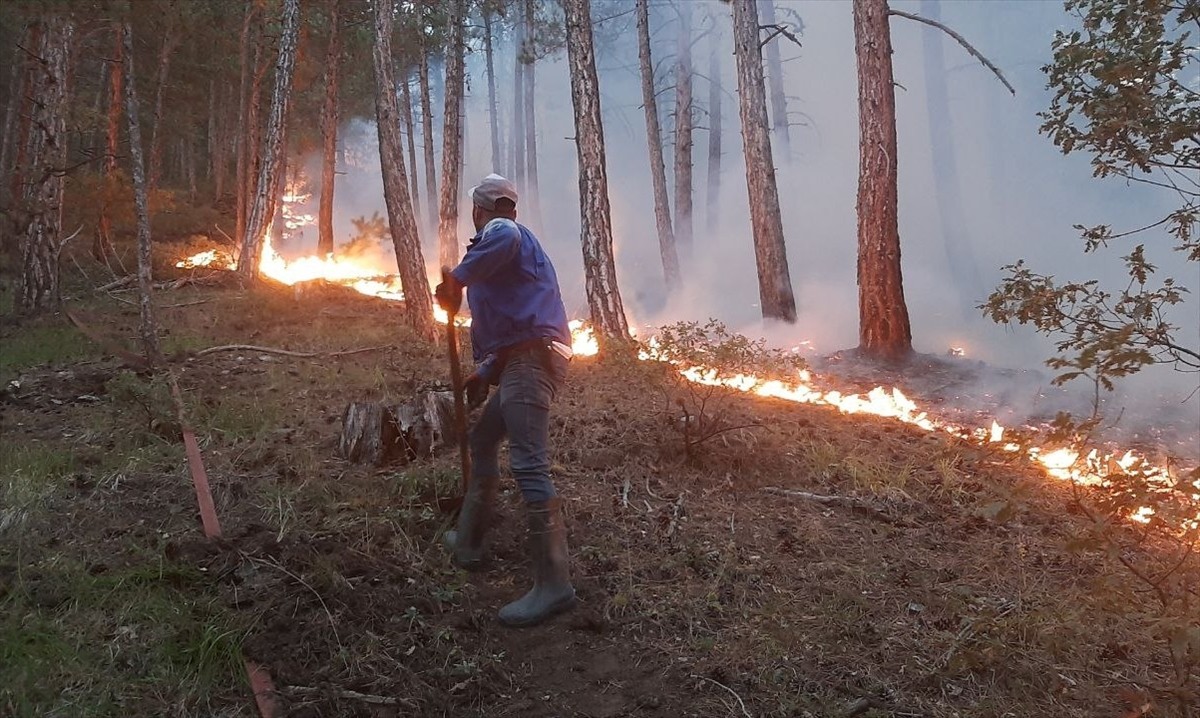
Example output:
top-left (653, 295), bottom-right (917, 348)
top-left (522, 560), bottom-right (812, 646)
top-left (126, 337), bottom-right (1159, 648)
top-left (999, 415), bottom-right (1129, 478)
top-left (650, 319), bottom-right (808, 380)
top-left (985, 0), bottom-right (1199, 389)
top-left (646, 320), bottom-right (807, 460)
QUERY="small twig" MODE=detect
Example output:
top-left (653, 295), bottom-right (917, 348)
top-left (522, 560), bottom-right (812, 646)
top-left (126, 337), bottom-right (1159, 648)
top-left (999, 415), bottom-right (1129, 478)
top-left (192, 344), bottom-right (389, 359)
top-left (161, 298), bottom-right (215, 309)
top-left (285, 685), bottom-right (415, 708)
top-left (213, 223), bottom-right (235, 244)
top-left (248, 555), bottom-right (344, 653)
top-left (889, 9), bottom-right (1015, 95)
top-left (96, 275), bottom-right (135, 292)
top-left (692, 675), bottom-right (752, 718)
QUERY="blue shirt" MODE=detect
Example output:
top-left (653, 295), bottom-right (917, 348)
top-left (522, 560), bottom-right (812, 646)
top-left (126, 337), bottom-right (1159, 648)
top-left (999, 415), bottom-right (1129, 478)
top-left (450, 218), bottom-right (570, 381)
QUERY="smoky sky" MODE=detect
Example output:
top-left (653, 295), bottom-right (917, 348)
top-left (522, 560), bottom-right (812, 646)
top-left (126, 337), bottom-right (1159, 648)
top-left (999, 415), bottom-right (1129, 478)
top-left (281, 0), bottom-right (1198, 447)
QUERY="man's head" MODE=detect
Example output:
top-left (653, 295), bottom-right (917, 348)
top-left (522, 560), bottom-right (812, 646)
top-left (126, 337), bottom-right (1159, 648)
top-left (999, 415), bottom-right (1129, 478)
top-left (470, 174), bottom-right (518, 231)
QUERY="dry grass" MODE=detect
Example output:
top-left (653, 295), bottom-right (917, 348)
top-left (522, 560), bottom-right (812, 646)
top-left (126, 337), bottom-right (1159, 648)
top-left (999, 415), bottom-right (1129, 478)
top-left (0, 261), bottom-right (1193, 717)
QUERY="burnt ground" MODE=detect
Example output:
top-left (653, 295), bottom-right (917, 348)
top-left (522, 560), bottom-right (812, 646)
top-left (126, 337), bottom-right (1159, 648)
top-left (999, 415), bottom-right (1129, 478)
top-left (1, 255), bottom-right (1196, 718)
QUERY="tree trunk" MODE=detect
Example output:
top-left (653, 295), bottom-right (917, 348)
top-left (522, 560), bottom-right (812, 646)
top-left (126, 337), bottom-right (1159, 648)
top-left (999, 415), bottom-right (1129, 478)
top-left (400, 71), bottom-right (422, 243)
top-left (853, 0), bottom-right (912, 360)
top-left (17, 18), bottom-right (73, 314)
top-left (483, 9), bottom-right (501, 173)
top-left (418, 51), bottom-right (437, 237)
top-left (674, 1), bottom-right (694, 256)
top-left (437, 0), bottom-right (466, 270)
top-left (185, 138), bottom-right (197, 199)
top-left (239, 0), bottom-right (300, 279)
top-left (121, 23), bottom-right (160, 364)
top-left (6, 24), bottom-right (38, 237)
top-left (563, 0), bottom-right (631, 343)
top-left (372, 0), bottom-right (437, 343)
top-left (212, 85), bottom-right (228, 200)
top-left (920, 0), bottom-right (983, 314)
top-left (731, 0), bottom-right (796, 323)
top-left (235, 1), bottom-right (259, 252)
top-left (706, 27), bottom-right (722, 228)
top-left (512, 5), bottom-right (527, 189)
top-left (95, 24), bottom-right (122, 262)
top-left (148, 20), bottom-right (178, 194)
top-left (635, 0), bottom-right (679, 290)
top-left (758, 0), bottom-right (790, 161)
top-left (523, 0), bottom-right (542, 229)
top-left (317, 0), bottom-right (344, 257)
top-left (0, 39), bottom-right (24, 210)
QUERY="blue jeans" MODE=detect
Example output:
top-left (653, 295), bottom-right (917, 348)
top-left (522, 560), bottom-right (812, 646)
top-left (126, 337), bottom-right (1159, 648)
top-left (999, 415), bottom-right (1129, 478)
top-left (469, 349), bottom-right (568, 503)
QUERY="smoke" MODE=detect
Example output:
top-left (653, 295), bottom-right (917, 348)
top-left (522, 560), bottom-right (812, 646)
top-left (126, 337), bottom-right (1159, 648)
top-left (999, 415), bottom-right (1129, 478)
top-left (275, 0), bottom-right (1198, 450)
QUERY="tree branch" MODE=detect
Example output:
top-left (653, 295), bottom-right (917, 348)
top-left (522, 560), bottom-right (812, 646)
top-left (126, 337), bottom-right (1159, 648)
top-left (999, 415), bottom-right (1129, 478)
top-left (889, 9), bottom-right (1015, 96)
top-left (758, 23), bottom-right (802, 50)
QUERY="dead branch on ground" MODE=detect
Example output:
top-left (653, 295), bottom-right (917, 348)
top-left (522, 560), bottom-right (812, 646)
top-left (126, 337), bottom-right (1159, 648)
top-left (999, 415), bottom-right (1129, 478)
top-left (191, 344), bottom-right (389, 359)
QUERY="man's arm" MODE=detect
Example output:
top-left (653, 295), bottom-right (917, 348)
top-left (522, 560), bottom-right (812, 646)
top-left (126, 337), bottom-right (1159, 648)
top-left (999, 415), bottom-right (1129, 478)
top-left (449, 219), bottom-right (521, 286)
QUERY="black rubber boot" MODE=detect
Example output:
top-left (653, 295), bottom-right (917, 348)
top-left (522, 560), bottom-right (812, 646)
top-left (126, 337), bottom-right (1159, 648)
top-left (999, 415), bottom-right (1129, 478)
top-left (442, 474), bottom-right (498, 571)
top-left (498, 497), bottom-right (577, 627)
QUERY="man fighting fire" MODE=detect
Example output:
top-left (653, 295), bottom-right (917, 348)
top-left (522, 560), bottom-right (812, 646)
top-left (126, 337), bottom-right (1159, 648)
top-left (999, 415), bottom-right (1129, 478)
top-left (434, 174), bottom-right (577, 627)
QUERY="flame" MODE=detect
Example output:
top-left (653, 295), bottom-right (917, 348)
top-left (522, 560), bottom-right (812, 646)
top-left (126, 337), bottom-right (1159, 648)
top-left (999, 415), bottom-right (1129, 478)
top-left (173, 216), bottom-right (1196, 531)
top-left (175, 249), bottom-right (232, 269)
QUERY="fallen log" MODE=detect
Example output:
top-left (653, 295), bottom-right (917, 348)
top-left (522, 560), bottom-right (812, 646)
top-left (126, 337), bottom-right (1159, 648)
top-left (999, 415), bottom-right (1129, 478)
top-left (339, 390), bottom-right (455, 466)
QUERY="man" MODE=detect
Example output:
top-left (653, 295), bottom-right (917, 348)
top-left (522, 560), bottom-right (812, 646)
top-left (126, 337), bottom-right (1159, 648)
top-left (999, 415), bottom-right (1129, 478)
top-left (435, 174), bottom-right (577, 627)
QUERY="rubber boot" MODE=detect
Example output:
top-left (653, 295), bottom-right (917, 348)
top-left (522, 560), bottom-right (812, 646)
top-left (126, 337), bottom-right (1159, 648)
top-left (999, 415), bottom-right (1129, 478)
top-left (442, 474), bottom-right (498, 571)
top-left (498, 497), bottom-right (577, 627)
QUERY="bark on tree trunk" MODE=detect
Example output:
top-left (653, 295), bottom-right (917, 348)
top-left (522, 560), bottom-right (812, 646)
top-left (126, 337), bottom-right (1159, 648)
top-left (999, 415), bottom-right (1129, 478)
top-left (523, 0), bottom-right (542, 229)
top-left (563, 0), bottom-right (631, 344)
top-left (400, 71), bottom-right (422, 243)
top-left (437, 0), bottom-right (466, 270)
top-left (17, 18), bottom-right (73, 314)
top-left (317, 0), bottom-right (344, 257)
top-left (372, 0), bottom-right (437, 343)
top-left (731, 0), bottom-right (797, 323)
top-left (234, 1), bottom-right (259, 252)
top-left (95, 24), bottom-right (122, 262)
top-left (758, 0), bottom-right (791, 161)
top-left (418, 51), bottom-right (437, 237)
top-left (676, 0), bottom-right (696, 259)
top-left (0, 39), bottom-right (23, 210)
top-left (635, 0), bottom-right (679, 290)
top-left (512, 11), bottom-right (527, 192)
top-left (213, 85), bottom-right (228, 200)
top-left (853, 0), bottom-right (912, 360)
top-left (706, 27), bottom-right (722, 229)
top-left (122, 22), bottom-right (160, 365)
top-left (919, 0), bottom-right (983, 314)
top-left (6, 23), bottom-right (38, 240)
top-left (239, 0), bottom-right (300, 279)
top-left (148, 20), bottom-right (178, 194)
top-left (483, 9), bottom-right (501, 173)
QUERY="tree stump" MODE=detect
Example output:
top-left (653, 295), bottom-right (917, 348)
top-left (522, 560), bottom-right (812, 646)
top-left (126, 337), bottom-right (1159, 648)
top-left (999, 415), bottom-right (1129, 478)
top-left (339, 390), bottom-right (455, 466)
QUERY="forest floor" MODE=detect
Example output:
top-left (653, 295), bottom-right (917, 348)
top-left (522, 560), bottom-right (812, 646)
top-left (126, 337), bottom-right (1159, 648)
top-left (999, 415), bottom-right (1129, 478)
top-left (1, 241), bottom-right (1195, 718)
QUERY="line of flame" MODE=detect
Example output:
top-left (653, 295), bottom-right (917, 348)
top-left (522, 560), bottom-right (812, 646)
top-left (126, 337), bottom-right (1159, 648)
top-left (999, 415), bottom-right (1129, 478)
top-left (174, 238), bottom-right (1196, 532)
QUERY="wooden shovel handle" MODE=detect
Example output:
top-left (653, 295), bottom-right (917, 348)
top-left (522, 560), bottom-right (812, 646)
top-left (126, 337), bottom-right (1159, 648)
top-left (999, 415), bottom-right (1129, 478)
top-left (442, 268), bottom-right (471, 495)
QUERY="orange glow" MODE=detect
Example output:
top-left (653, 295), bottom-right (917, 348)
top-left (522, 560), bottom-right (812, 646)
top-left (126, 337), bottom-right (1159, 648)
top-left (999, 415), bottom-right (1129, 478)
top-left (174, 220), bottom-right (1196, 532)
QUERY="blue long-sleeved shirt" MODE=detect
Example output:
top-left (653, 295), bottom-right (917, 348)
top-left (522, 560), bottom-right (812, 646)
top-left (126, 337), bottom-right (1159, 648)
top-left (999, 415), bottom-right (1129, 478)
top-left (450, 218), bottom-right (570, 381)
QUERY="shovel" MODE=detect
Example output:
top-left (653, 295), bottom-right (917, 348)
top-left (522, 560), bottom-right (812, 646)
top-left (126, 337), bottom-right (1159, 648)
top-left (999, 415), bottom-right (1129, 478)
top-left (438, 267), bottom-right (471, 515)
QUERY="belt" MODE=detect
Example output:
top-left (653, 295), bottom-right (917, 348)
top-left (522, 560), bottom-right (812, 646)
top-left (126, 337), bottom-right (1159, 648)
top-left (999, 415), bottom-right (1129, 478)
top-left (502, 337), bottom-right (573, 361)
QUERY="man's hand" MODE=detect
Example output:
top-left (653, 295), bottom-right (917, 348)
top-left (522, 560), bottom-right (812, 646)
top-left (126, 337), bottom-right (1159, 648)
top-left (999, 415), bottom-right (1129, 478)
top-left (464, 371), bottom-right (489, 409)
top-left (435, 267), bottom-right (462, 314)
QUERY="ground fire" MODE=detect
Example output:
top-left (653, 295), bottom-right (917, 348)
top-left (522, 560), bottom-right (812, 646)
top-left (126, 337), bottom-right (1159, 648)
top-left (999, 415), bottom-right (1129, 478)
top-left (175, 235), bottom-right (1198, 534)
